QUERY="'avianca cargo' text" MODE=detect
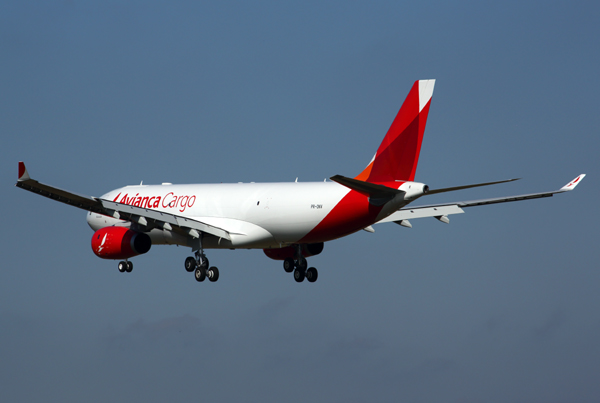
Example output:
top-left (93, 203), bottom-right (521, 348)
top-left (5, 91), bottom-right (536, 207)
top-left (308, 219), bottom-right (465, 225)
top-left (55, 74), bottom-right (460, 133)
top-left (113, 192), bottom-right (196, 212)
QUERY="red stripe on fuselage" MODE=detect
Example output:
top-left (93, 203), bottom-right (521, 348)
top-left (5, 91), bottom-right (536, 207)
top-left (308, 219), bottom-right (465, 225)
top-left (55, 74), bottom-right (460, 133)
top-left (299, 190), bottom-right (384, 243)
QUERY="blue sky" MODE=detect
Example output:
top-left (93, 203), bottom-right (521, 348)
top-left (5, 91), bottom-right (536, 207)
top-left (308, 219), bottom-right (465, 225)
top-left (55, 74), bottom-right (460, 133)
top-left (1, 1), bottom-right (599, 402)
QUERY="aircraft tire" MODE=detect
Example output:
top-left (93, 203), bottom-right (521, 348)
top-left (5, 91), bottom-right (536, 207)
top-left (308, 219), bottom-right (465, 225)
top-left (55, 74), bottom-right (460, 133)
top-left (195, 267), bottom-right (206, 282)
top-left (306, 267), bottom-right (318, 283)
top-left (126, 261), bottom-right (133, 272)
top-left (297, 256), bottom-right (308, 270)
top-left (185, 257), bottom-right (196, 272)
top-left (283, 258), bottom-right (294, 273)
top-left (208, 267), bottom-right (219, 282)
top-left (294, 268), bottom-right (305, 283)
top-left (118, 261), bottom-right (127, 273)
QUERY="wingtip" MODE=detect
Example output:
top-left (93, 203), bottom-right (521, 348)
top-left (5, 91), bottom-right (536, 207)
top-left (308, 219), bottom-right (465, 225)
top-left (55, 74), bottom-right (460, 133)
top-left (560, 174), bottom-right (586, 191)
top-left (18, 161), bottom-right (30, 181)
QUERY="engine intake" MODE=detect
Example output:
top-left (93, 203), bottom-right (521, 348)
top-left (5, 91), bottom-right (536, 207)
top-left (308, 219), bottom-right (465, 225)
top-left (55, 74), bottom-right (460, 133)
top-left (91, 226), bottom-right (151, 260)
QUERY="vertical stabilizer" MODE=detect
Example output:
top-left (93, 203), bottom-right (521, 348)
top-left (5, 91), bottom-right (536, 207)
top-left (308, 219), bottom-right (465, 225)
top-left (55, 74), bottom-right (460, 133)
top-left (355, 79), bottom-right (435, 183)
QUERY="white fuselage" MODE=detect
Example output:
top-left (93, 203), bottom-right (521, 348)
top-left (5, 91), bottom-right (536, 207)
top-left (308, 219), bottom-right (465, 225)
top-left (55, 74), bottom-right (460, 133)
top-left (86, 181), bottom-right (424, 250)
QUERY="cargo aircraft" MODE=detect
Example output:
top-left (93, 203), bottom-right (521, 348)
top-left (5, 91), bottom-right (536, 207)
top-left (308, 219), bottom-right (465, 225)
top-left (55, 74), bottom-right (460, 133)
top-left (15, 80), bottom-right (585, 283)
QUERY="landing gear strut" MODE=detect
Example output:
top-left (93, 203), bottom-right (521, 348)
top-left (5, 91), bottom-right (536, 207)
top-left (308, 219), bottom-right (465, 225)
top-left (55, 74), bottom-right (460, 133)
top-left (184, 238), bottom-right (219, 283)
top-left (283, 245), bottom-right (318, 283)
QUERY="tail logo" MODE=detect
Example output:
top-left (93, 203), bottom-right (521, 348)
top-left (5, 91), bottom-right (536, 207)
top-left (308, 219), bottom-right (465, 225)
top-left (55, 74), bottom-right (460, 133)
top-left (356, 79), bottom-right (435, 183)
top-left (97, 233), bottom-right (107, 253)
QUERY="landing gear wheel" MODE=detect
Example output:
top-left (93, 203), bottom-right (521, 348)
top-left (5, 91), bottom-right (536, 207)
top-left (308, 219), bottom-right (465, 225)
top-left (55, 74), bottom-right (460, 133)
top-left (294, 268), bottom-right (305, 283)
top-left (283, 258), bottom-right (294, 273)
top-left (185, 257), bottom-right (197, 272)
top-left (306, 267), bottom-right (318, 283)
top-left (118, 261), bottom-right (127, 273)
top-left (126, 261), bottom-right (133, 272)
top-left (195, 267), bottom-right (206, 282)
top-left (208, 267), bottom-right (219, 282)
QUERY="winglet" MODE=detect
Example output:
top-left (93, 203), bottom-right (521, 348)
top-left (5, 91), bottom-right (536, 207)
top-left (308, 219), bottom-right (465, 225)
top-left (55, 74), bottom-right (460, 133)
top-left (559, 174), bottom-right (586, 192)
top-left (18, 162), bottom-right (30, 181)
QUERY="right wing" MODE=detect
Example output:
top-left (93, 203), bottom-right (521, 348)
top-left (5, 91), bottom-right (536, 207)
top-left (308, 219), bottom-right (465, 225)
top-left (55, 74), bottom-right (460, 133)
top-left (15, 162), bottom-right (231, 241)
top-left (377, 174), bottom-right (586, 227)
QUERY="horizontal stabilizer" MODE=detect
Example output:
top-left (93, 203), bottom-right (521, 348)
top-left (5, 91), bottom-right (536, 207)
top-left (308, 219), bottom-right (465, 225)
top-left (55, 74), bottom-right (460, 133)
top-left (330, 175), bottom-right (401, 197)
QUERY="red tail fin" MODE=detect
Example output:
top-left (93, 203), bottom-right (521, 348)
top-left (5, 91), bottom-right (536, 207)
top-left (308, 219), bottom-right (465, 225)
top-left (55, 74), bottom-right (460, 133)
top-left (355, 80), bottom-right (435, 183)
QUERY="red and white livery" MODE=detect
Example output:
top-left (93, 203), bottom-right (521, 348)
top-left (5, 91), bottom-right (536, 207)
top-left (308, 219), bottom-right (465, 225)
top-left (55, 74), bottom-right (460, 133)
top-left (16, 80), bottom-right (585, 283)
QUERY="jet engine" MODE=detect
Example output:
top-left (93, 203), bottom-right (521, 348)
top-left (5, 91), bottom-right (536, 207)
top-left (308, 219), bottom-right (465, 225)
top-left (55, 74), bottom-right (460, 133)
top-left (91, 226), bottom-right (151, 260)
top-left (263, 242), bottom-right (324, 260)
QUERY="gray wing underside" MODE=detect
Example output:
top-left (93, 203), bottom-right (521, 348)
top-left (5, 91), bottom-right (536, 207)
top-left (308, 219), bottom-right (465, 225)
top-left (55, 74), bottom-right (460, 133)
top-left (15, 164), bottom-right (231, 241)
top-left (377, 174), bottom-right (585, 227)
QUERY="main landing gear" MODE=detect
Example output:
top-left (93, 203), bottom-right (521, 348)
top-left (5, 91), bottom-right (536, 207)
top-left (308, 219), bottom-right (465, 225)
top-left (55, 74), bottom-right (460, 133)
top-left (184, 251), bottom-right (219, 283)
top-left (283, 250), bottom-right (318, 283)
top-left (117, 260), bottom-right (133, 273)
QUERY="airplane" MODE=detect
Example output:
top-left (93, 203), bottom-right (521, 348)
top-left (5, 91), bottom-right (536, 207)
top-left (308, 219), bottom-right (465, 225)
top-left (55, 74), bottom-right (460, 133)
top-left (15, 80), bottom-right (585, 284)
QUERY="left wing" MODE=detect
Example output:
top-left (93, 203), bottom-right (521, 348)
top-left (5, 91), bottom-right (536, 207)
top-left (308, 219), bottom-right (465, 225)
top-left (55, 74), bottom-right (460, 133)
top-left (377, 174), bottom-right (586, 227)
top-left (15, 162), bottom-right (231, 241)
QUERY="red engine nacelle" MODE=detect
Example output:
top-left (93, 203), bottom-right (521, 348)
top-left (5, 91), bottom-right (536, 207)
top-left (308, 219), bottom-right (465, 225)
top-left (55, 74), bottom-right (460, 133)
top-left (263, 243), bottom-right (324, 260)
top-left (91, 226), bottom-right (152, 260)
